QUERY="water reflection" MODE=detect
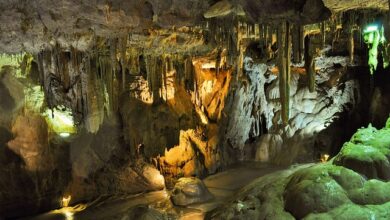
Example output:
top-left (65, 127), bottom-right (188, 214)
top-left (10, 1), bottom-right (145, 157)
top-left (51, 204), bottom-right (87, 220)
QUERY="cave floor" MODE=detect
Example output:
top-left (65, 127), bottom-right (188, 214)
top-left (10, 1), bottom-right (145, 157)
top-left (23, 162), bottom-right (287, 220)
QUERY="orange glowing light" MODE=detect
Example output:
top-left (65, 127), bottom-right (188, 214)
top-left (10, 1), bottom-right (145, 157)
top-left (320, 154), bottom-right (330, 163)
top-left (61, 195), bottom-right (72, 207)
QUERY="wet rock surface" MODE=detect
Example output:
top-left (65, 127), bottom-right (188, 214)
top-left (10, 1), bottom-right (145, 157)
top-left (171, 177), bottom-right (213, 206)
top-left (207, 119), bottom-right (390, 219)
top-left (333, 124), bottom-right (390, 180)
top-left (120, 205), bottom-right (173, 220)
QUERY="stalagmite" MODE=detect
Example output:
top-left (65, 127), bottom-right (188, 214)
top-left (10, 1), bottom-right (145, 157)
top-left (277, 21), bottom-right (291, 125)
top-left (304, 35), bottom-right (315, 92)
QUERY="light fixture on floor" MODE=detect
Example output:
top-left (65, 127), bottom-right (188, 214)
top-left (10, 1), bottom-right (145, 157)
top-left (61, 195), bottom-right (72, 207)
top-left (320, 154), bottom-right (330, 163)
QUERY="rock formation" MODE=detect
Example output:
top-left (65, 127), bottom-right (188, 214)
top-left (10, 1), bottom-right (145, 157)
top-left (206, 117), bottom-right (390, 219)
top-left (0, 0), bottom-right (390, 218)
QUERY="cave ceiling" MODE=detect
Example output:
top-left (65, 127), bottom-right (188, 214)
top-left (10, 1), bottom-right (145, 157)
top-left (0, 0), bottom-right (388, 53)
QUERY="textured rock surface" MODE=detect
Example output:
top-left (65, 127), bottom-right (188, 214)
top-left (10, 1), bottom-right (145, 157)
top-left (66, 120), bottom-right (166, 205)
top-left (0, 114), bottom-right (71, 218)
top-left (171, 177), bottom-right (213, 206)
top-left (0, 67), bottom-right (25, 126)
top-left (0, 0), bottom-right (210, 53)
top-left (0, 1), bottom-right (389, 218)
top-left (0, 0), bottom-right (387, 53)
top-left (323, 0), bottom-right (388, 11)
top-left (222, 55), bottom-right (358, 164)
top-left (284, 164), bottom-right (360, 219)
top-left (207, 119), bottom-right (390, 220)
top-left (0, 113), bottom-right (166, 218)
top-left (334, 124), bottom-right (390, 180)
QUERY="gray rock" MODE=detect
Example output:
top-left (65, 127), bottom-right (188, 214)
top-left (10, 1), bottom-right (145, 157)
top-left (171, 177), bottom-right (213, 206)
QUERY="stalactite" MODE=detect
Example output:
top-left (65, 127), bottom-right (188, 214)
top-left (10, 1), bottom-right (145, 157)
top-left (304, 35), bottom-right (315, 92)
top-left (79, 55), bottom-right (89, 120)
top-left (98, 55), bottom-right (113, 115)
top-left (387, 0), bottom-right (390, 40)
top-left (119, 37), bottom-right (127, 91)
top-left (292, 24), bottom-right (304, 63)
top-left (109, 38), bottom-right (118, 71)
top-left (277, 21), bottom-right (291, 125)
top-left (207, 17), bottom-right (239, 69)
top-left (215, 47), bottom-right (222, 75)
top-left (348, 26), bottom-right (355, 64)
top-left (384, 0), bottom-right (390, 68)
top-left (265, 25), bottom-right (270, 47)
top-left (36, 53), bottom-right (44, 86)
top-left (163, 55), bottom-right (168, 101)
top-left (145, 55), bottom-right (163, 103)
top-left (321, 21), bottom-right (326, 48)
top-left (236, 21), bottom-right (245, 79)
top-left (299, 26), bottom-right (304, 63)
top-left (331, 14), bottom-right (342, 52)
top-left (184, 56), bottom-right (194, 91)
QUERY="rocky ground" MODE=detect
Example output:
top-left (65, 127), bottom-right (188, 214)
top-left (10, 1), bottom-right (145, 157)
top-left (23, 162), bottom-right (285, 220)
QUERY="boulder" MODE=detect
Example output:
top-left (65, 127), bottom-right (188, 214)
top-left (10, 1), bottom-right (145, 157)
top-left (142, 165), bottom-right (166, 191)
top-left (284, 164), bottom-right (361, 219)
top-left (333, 125), bottom-right (390, 180)
top-left (207, 124), bottom-right (390, 220)
top-left (171, 177), bottom-right (213, 206)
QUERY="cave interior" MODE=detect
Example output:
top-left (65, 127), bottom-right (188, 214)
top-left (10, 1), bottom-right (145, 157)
top-left (1, 0), bottom-right (390, 219)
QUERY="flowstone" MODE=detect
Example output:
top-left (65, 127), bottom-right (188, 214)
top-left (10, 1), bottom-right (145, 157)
top-left (207, 117), bottom-right (390, 219)
top-left (333, 123), bottom-right (390, 180)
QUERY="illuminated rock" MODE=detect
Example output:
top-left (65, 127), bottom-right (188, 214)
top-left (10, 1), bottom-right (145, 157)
top-left (284, 164), bottom-right (356, 219)
top-left (208, 118), bottom-right (390, 220)
top-left (142, 165), bottom-right (166, 191)
top-left (7, 114), bottom-right (49, 171)
top-left (334, 123), bottom-right (390, 180)
top-left (43, 106), bottom-right (76, 135)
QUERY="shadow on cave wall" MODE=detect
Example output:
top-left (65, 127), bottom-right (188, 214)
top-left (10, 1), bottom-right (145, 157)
top-left (0, 136), bottom-right (72, 219)
top-left (0, 81), bottom-right (15, 112)
top-left (120, 96), bottom-right (197, 158)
